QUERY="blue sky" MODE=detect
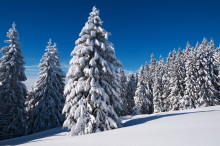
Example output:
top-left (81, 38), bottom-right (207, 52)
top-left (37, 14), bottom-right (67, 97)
top-left (0, 0), bottom-right (220, 88)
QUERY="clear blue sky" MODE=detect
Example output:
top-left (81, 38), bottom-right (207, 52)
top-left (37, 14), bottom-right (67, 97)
top-left (0, 0), bottom-right (220, 87)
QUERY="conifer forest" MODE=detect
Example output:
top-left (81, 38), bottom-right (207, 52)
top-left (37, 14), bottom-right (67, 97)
top-left (0, 6), bottom-right (220, 144)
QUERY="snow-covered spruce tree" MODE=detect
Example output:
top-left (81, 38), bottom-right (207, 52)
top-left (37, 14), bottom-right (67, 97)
top-left (206, 39), bottom-right (220, 105)
top-left (62, 7), bottom-right (122, 136)
top-left (176, 48), bottom-right (187, 100)
top-left (118, 68), bottom-right (128, 116)
top-left (182, 42), bottom-right (197, 109)
top-left (168, 48), bottom-right (186, 111)
top-left (144, 62), bottom-right (153, 113)
top-left (153, 56), bottom-right (166, 113)
top-left (213, 44), bottom-right (220, 102)
top-left (149, 53), bottom-right (157, 93)
top-left (209, 40), bottom-right (220, 104)
top-left (0, 23), bottom-right (27, 140)
top-left (214, 44), bottom-right (220, 68)
top-left (134, 66), bottom-right (152, 114)
top-left (161, 52), bottom-right (175, 112)
top-left (194, 38), bottom-right (219, 107)
top-left (27, 39), bottom-right (65, 134)
top-left (126, 73), bottom-right (136, 115)
top-left (214, 44), bottom-right (220, 73)
top-left (51, 42), bottom-right (66, 102)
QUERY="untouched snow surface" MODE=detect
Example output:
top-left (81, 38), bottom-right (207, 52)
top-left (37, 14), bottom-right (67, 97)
top-left (1, 106), bottom-right (220, 146)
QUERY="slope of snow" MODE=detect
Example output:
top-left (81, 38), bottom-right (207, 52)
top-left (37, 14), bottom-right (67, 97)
top-left (1, 106), bottom-right (220, 146)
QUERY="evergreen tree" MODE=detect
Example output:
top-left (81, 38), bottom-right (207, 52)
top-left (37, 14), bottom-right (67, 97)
top-left (194, 38), bottom-right (219, 107)
top-left (183, 42), bottom-right (197, 109)
top-left (144, 62), bottom-right (153, 113)
top-left (149, 53), bottom-right (157, 93)
top-left (162, 52), bottom-right (175, 111)
top-left (153, 56), bottom-right (166, 113)
top-left (126, 73), bottom-right (136, 115)
top-left (52, 42), bottom-right (66, 94)
top-left (214, 44), bottom-right (220, 67)
top-left (62, 7), bottom-right (122, 136)
top-left (134, 66), bottom-right (152, 114)
top-left (176, 48), bottom-right (187, 100)
top-left (168, 49), bottom-right (186, 111)
top-left (0, 23), bottom-right (27, 140)
top-left (118, 68), bottom-right (128, 116)
top-left (213, 44), bottom-right (220, 102)
top-left (27, 39), bottom-right (65, 134)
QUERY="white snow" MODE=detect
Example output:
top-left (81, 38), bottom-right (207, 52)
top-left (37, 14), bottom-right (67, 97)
top-left (1, 105), bottom-right (220, 146)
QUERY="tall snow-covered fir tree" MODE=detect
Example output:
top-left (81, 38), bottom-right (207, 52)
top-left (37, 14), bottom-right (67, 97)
top-left (0, 23), bottom-right (27, 140)
top-left (126, 73), bottom-right (136, 115)
top-left (118, 68), bottom-right (128, 116)
top-left (153, 56), bottom-right (166, 113)
top-left (194, 38), bottom-right (219, 107)
top-left (183, 42), bottom-right (197, 109)
top-left (213, 44), bottom-right (220, 102)
top-left (168, 48), bottom-right (186, 111)
top-left (134, 66), bottom-right (152, 114)
top-left (149, 53), bottom-right (157, 93)
top-left (161, 52), bottom-right (175, 112)
top-left (62, 7), bottom-right (122, 136)
top-left (208, 39), bottom-right (220, 105)
top-left (27, 39), bottom-right (65, 134)
top-left (214, 44), bottom-right (220, 68)
top-left (144, 62), bottom-right (153, 113)
top-left (51, 42), bottom-right (66, 93)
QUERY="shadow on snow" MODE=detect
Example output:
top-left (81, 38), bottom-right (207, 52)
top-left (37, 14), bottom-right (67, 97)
top-left (123, 109), bottom-right (218, 127)
top-left (0, 127), bottom-right (67, 145)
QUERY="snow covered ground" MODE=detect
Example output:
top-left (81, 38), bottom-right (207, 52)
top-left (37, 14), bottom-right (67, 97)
top-left (1, 106), bottom-right (220, 146)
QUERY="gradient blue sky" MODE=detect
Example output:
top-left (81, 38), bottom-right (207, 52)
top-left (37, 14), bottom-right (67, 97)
top-left (0, 0), bottom-right (220, 88)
